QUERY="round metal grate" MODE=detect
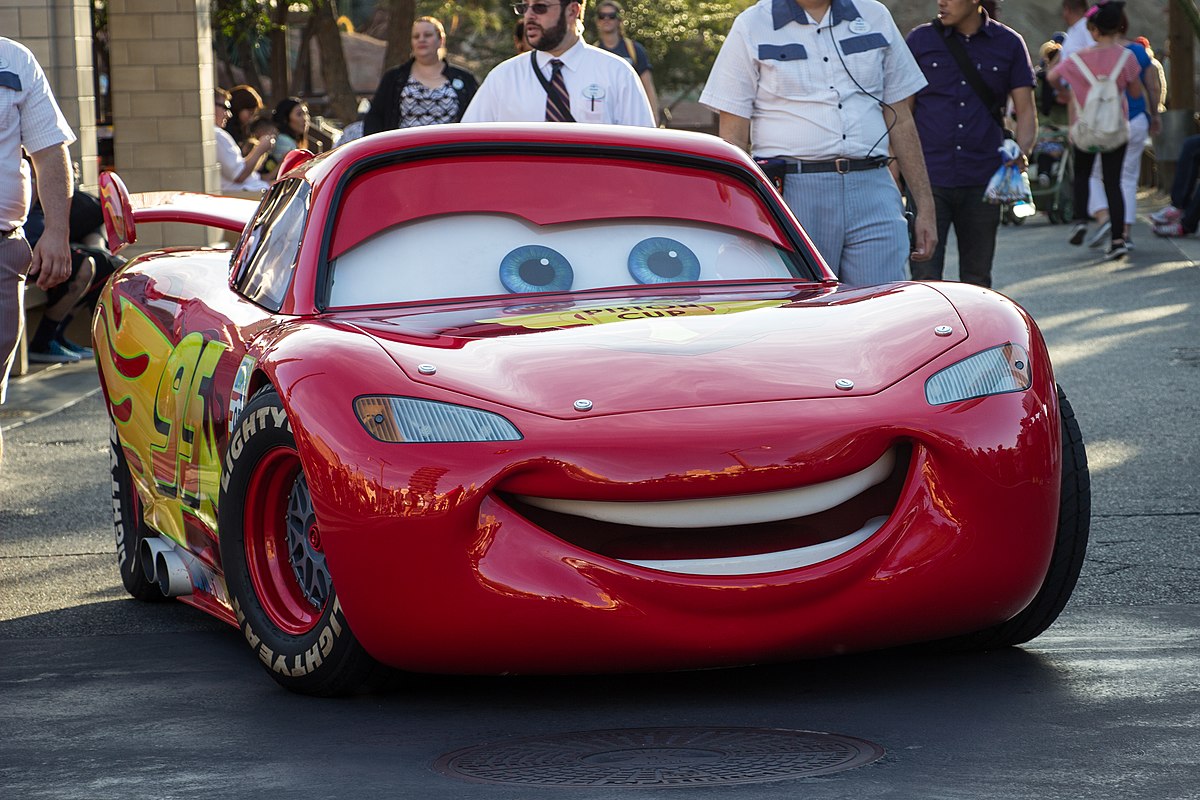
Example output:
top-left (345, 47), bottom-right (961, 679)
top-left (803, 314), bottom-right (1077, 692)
top-left (434, 726), bottom-right (884, 787)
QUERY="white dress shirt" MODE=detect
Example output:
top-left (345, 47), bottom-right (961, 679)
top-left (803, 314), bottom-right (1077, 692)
top-left (462, 38), bottom-right (654, 127)
top-left (1, 37), bottom-right (76, 230)
top-left (700, 0), bottom-right (926, 161)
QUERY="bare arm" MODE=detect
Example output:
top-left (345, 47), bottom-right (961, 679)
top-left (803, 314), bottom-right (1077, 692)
top-left (27, 143), bottom-right (73, 291)
top-left (235, 135), bottom-right (274, 184)
top-left (890, 97), bottom-right (937, 262)
top-left (717, 111), bottom-right (751, 153)
top-left (1010, 86), bottom-right (1038, 167)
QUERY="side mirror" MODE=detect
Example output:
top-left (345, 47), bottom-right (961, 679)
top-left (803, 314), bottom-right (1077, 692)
top-left (276, 149), bottom-right (316, 180)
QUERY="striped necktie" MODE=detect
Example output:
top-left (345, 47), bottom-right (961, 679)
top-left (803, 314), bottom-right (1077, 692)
top-left (544, 59), bottom-right (571, 122)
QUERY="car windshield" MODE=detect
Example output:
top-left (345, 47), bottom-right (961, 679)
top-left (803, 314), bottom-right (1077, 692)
top-left (321, 153), bottom-right (813, 309)
top-left (328, 214), bottom-right (800, 307)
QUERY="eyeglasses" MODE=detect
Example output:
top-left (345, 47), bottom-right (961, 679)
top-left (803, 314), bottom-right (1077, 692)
top-left (512, 2), bottom-right (563, 15)
top-left (596, 12), bottom-right (619, 19)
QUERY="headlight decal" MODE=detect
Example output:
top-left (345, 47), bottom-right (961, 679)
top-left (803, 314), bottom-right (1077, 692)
top-left (354, 396), bottom-right (523, 443)
top-left (925, 344), bottom-right (1031, 405)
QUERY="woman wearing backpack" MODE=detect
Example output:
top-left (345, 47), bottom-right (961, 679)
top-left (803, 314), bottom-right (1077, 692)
top-left (1049, 1), bottom-right (1144, 259)
top-left (1080, 11), bottom-right (1163, 251)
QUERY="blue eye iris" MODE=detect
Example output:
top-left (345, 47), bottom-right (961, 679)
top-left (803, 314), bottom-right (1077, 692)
top-left (628, 238), bottom-right (701, 284)
top-left (499, 245), bottom-right (573, 294)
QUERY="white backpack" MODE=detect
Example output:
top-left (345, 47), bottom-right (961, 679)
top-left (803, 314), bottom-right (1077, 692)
top-left (1068, 48), bottom-right (1131, 153)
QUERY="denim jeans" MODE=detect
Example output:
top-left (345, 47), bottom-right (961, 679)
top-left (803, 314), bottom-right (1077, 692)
top-left (910, 185), bottom-right (1001, 288)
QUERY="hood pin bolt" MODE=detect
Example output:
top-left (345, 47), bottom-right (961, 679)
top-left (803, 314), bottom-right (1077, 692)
top-left (417, 364), bottom-right (437, 375)
top-left (574, 399), bottom-right (594, 412)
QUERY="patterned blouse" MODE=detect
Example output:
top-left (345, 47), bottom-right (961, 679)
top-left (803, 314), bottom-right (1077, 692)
top-left (399, 79), bottom-right (459, 128)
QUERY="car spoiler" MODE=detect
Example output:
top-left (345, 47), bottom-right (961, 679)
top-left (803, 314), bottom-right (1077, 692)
top-left (98, 171), bottom-right (259, 254)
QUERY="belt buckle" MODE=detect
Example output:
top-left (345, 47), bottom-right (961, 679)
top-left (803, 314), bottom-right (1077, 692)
top-left (834, 158), bottom-right (851, 174)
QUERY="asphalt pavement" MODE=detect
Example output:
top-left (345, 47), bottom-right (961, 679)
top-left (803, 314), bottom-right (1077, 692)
top-left (1, 194), bottom-right (1198, 799)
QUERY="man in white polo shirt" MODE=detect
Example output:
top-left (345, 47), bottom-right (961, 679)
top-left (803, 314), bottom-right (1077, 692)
top-left (463, 0), bottom-right (654, 126)
top-left (700, 0), bottom-right (937, 286)
top-left (1, 36), bottom-right (75, 468)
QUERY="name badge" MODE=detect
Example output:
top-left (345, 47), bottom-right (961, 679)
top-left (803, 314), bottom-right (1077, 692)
top-left (583, 84), bottom-right (605, 111)
top-left (849, 18), bottom-right (871, 34)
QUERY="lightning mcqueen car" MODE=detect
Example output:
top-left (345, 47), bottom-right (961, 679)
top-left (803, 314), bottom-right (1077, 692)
top-left (94, 124), bottom-right (1089, 695)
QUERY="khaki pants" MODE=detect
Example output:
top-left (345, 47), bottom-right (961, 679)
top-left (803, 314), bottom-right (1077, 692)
top-left (1, 230), bottom-right (33, 405)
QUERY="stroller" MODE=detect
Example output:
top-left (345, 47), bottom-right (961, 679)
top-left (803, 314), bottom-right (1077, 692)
top-left (1028, 125), bottom-right (1074, 224)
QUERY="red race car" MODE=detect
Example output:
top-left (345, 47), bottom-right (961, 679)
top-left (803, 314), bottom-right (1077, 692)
top-left (94, 124), bottom-right (1089, 695)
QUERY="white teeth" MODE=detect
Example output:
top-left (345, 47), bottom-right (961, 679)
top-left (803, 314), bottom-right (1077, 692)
top-left (620, 516), bottom-right (887, 576)
top-left (516, 448), bottom-right (897, 576)
top-left (517, 448), bottom-right (896, 529)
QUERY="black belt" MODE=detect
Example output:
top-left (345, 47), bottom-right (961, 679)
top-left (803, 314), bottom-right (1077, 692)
top-left (782, 157), bottom-right (889, 175)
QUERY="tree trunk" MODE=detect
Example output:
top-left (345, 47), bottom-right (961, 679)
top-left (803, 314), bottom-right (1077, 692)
top-left (383, 0), bottom-right (416, 71)
top-left (312, 0), bottom-right (358, 122)
top-left (236, 37), bottom-right (264, 96)
top-left (268, 0), bottom-right (290, 104)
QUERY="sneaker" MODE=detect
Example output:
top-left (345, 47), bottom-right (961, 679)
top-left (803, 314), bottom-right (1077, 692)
top-left (1153, 222), bottom-right (1187, 237)
top-left (1085, 219), bottom-right (1111, 248)
top-left (1125, 236), bottom-right (1134, 251)
top-left (57, 338), bottom-right (94, 359)
top-left (1149, 205), bottom-right (1182, 225)
top-left (28, 340), bottom-right (83, 364)
top-left (1069, 222), bottom-right (1088, 245)
top-left (1105, 240), bottom-right (1129, 260)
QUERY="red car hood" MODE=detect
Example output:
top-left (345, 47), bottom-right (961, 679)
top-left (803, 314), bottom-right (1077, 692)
top-left (345, 283), bottom-right (967, 418)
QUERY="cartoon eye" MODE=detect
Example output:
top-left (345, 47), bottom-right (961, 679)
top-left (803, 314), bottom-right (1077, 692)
top-left (628, 238), bottom-right (701, 284)
top-left (499, 245), bottom-right (574, 294)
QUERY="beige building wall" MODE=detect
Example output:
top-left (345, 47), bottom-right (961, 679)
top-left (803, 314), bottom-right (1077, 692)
top-left (0, 0), bottom-right (99, 191)
top-left (107, 0), bottom-right (219, 249)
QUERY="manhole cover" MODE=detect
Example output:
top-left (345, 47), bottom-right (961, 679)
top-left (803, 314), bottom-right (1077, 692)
top-left (434, 726), bottom-right (884, 787)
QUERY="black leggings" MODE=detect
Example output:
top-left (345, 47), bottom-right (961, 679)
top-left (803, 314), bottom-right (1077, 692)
top-left (1073, 144), bottom-right (1127, 244)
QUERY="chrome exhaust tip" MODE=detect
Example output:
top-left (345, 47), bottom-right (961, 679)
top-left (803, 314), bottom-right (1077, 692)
top-left (138, 536), bottom-right (193, 597)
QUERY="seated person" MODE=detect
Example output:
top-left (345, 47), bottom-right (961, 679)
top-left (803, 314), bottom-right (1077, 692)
top-left (1151, 134), bottom-right (1200, 239)
top-left (214, 89), bottom-right (273, 193)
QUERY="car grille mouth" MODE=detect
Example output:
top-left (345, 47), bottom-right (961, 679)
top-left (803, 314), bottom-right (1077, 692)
top-left (503, 444), bottom-right (909, 576)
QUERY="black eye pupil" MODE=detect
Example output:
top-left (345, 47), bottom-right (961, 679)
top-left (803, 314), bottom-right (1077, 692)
top-left (520, 257), bottom-right (556, 286)
top-left (646, 250), bottom-right (683, 278)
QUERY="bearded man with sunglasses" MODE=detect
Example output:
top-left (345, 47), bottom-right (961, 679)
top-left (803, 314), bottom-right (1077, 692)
top-left (462, 0), bottom-right (654, 126)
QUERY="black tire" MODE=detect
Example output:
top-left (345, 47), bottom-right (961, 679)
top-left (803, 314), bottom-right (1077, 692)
top-left (111, 424), bottom-right (167, 602)
top-left (931, 385), bottom-right (1091, 651)
top-left (218, 387), bottom-right (384, 695)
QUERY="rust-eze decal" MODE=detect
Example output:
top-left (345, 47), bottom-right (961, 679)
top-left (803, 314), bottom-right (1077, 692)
top-left (96, 293), bottom-right (228, 545)
top-left (478, 299), bottom-right (789, 330)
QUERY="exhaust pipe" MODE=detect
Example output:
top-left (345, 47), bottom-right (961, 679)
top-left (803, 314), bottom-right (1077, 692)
top-left (138, 536), bottom-right (194, 597)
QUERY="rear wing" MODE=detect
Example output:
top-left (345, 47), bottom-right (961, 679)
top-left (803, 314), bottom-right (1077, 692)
top-left (98, 171), bottom-right (259, 254)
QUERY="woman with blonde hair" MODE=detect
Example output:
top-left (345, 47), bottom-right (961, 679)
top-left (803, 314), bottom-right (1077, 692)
top-left (363, 16), bottom-right (478, 132)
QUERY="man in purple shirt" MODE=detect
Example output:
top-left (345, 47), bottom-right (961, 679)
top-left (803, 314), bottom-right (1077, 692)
top-left (906, 0), bottom-right (1036, 287)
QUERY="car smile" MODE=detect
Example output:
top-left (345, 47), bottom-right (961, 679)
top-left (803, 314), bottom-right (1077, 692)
top-left (508, 446), bottom-right (905, 576)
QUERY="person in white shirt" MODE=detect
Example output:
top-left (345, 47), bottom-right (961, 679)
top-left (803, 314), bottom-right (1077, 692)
top-left (1058, 0), bottom-right (1091, 61)
top-left (1, 36), bottom-right (75, 468)
top-left (462, 0), bottom-right (654, 126)
top-left (213, 89), bottom-right (272, 193)
top-left (700, 0), bottom-right (935, 286)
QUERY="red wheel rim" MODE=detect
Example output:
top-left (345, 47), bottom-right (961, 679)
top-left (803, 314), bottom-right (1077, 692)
top-left (243, 446), bottom-right (323, 635)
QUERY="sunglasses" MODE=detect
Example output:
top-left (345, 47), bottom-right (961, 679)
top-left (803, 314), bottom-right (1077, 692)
top-left (512, 2), bottom-right (564, 15)
top-left (216, 102), bottom-right (232, 112)
top-left (596, 12), bottom-right (619, 19)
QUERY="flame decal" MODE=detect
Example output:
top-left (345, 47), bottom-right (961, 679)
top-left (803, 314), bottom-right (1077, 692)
top-left (95, 285), bottom-right (229, 545)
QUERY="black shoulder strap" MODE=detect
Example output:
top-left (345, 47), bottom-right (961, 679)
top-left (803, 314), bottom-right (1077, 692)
top-left (530, 51), bottom-right (575, 123)
top-left (932, 19), bottom-right (1005, 134)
